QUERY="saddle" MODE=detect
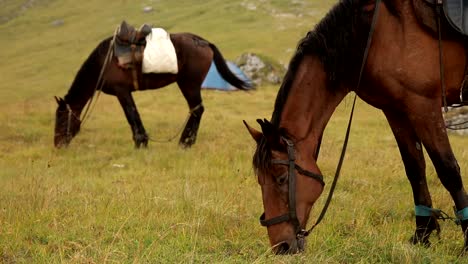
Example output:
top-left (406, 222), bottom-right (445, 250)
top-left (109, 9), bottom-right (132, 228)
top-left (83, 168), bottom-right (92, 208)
top-left (114, 21), bottom-right (152, 68)
top-left (443, 1), bottom-right (468, 103)
top-left (443, 0), bottom-right (468, 36)
top-left (113, 21), bottom-right (152, 90)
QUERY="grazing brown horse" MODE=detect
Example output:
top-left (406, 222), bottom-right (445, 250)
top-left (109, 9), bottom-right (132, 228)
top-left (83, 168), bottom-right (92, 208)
top-left (54, 30), bottom-right (251, 148)
top-left (245, 0), bottom-right (468, 254)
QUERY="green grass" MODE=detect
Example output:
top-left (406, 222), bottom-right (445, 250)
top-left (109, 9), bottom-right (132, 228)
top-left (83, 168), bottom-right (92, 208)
top-left (1, 0), bottom-right (468, 263)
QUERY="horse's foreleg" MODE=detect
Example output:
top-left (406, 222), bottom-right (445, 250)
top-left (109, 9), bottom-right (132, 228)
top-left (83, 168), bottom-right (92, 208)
top-left (179, 103), bottom-right (204, 148)
top-left (409, 105), bottom-right (468, 250)
top-left (384, 110), bottom-right (439, 246)
top-left (116, 91), bottom-right (148, 148)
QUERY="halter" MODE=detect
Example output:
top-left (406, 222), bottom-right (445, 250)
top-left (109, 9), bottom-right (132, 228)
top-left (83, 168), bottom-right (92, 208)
top-left (259, 0), bottom-right (383, 247)
top-left (259, 137), bottom-right (325, 241)
top-left (64, 103), bottom-right (81, 141)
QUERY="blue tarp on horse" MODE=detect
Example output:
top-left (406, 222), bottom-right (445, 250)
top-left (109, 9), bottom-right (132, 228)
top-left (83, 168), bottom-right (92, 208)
top-left (201, 61), bottom-right (253, 91)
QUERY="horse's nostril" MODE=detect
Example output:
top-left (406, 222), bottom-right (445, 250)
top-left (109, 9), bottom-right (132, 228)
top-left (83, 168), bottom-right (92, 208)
top-left (274, 242), bottom-right (290, 255)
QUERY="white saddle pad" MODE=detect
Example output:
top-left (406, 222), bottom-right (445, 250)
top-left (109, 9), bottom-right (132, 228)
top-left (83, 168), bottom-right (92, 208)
top-left (142, 28), bottom-right (178, 74)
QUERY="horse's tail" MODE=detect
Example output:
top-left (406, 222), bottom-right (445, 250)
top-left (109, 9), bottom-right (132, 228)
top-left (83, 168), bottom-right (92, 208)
top-left (208, 43), bottom-right (253, 90)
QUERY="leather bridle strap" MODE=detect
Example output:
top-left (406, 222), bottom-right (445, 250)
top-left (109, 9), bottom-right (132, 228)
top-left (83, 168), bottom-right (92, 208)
top-left (66, 103), bottom-right (73, 139)
top-left (270, 159), bottom-right (325, 187)
top-left (435, 1), bottom-right (448, 112)
top-left (259, 0), bottom-right (382, 237)
top-left (259, 137), bottom-right (324, 233)
top-left (65, 103), bottom-right (81, 140)
top-left (130, 44), bottom-right (140, 91)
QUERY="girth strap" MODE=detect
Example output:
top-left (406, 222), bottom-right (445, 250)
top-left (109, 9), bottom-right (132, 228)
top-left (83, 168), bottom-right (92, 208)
top-left (131, 44), bottom-right (140, 90)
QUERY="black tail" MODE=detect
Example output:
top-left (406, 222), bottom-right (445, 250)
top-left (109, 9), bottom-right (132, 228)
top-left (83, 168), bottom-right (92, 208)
top-left (208, 43), bottom-right (253, 90)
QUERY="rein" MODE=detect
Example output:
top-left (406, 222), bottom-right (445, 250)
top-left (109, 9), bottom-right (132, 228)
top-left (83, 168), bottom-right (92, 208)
top-left (308, 0), bottom-right (383, 232)
top-left (79, 28), bottom-right (119, 126)
top-left (65, 103), bottom-right (80, 140)
top-left (62, 27), bottom-right (117, 139)
top-left (259, 0), bottom-right (382, 242)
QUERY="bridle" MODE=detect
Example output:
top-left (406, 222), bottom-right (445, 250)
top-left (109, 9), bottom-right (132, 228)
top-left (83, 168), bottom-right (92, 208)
top-left (258, 0), bottom-right (382, 249)
top-left (63, 103), bottom-right (81, 141)
top-left (259, 137), bottom-right (325, 242)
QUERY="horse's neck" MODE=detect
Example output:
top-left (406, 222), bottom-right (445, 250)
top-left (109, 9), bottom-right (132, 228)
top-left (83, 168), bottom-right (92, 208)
top-left (64, 42), bottom-right (106, 113)
top-left (277, 56), bottom-right (347, 153)
top-left (64, 76), bottom-right (96, 115)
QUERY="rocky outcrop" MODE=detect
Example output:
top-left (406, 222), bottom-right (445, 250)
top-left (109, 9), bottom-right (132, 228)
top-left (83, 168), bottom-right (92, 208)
top-left (235, 53), bottom-right (285, 86)
top-left (445, 107), bottom-right (468, 136)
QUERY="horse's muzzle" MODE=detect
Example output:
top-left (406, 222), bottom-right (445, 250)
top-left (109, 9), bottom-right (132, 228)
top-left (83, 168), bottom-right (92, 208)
top-left (272, 238), bottom-right (305, 255)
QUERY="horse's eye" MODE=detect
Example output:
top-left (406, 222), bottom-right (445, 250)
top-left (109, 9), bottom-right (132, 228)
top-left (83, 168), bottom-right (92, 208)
top-left (276, 172), bottom-right (288, 185)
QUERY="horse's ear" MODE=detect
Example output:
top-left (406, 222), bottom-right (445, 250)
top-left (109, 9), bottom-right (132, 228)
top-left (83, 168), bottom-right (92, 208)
top-left (243, 120), bottom-right (263, 143)
top-left (54, 96), bottom-right (64, 105)
top-left (257, 118), bottom-right (281, 148)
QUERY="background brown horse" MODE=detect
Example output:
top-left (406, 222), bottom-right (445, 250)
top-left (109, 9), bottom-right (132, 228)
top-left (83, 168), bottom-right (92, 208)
top-left (54, 32), bottom-right (251, 148)
top-left (245, 0), bottom-right (468, 254)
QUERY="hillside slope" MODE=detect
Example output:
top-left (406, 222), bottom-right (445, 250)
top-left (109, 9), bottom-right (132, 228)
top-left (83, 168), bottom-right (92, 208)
top-left (0, 0), bottom-right (336, 104)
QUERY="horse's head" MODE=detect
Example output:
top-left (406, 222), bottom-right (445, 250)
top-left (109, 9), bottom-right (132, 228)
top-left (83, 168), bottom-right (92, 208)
top-left (54, 96), bottom-right (81, 148)
top-left (244, 119), bottom-right (324, 254)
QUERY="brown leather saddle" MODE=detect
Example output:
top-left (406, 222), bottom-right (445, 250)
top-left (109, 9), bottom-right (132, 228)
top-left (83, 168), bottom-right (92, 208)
top-left (113, 21), bottom-right (152, 90)
top-left (423, 0), bottom-right (468, 104)
top-left (114, 21), bottom-right (152, 69)
top-left (443, 0), bottom-right (468, 103)
top-left (443, 0), bottom-right (468, 36)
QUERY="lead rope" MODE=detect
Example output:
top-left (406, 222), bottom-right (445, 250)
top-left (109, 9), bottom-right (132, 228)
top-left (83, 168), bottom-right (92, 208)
top-left (79, 27), bottom-right (119, 127)
top-left (148, 103), bottom-right (203, 143)
top-left (305, 0), bottom-right (382, 235)
top-left (446, 119), bottom-right (468, 130)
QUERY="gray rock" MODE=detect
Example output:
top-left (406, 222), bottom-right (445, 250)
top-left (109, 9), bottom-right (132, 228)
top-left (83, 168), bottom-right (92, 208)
top-left (445, 107), bottom-right (468, 136)
top-left (235, 53), bottom-right (285, 86)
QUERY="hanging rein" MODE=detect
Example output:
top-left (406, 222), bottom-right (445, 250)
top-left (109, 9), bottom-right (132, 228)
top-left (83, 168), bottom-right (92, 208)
top-left (258, 0), bottom-right (384, 241)
top-left (260, 0), bottom-right (468, 245)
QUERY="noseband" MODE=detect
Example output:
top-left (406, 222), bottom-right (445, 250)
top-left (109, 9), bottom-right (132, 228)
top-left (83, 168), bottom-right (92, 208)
top-left (259, 137), bottom-right (325, 239)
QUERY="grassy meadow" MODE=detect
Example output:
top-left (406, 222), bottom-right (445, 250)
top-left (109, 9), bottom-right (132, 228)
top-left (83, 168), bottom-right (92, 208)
top-left (1, 0), bottom-right (468, 263)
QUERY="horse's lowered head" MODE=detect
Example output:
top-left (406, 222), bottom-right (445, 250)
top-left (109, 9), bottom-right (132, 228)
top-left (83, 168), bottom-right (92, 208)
top-left (54, 96), bottom-right (81, 148)
top-left (244, 119), bottom-right (325, 254)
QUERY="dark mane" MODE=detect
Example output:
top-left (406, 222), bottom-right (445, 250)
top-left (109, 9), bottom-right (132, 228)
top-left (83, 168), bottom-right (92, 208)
top-left (64, 37), bottom-right (112, 106)
top-left (254, 0), bottom-right (372, 172)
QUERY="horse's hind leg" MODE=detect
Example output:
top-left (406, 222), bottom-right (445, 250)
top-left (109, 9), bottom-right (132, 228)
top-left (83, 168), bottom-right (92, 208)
top-left (177, 81), bottom-right (204, 148)
top-left (384, 111), bottom-right (439, 246)
top-left (116, 90), bottom-right (149, 148)
top-left (407, 104), bottom-right (468, 250)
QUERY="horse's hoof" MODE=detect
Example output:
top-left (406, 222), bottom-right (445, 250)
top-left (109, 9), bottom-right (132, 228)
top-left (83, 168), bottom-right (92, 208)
top-left (179, 136), bottom-right (195, 149)
top-left (179, 142), bottom-right (193, 149)
top-left (135, 143), bottom-right (148, 149)
top-left (134, 134), bottom-right (149, 148)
